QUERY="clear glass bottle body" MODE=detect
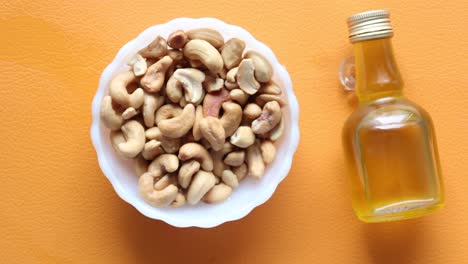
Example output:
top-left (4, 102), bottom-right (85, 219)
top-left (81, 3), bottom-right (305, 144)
top-left (343, 38), bottom-right (444, 222)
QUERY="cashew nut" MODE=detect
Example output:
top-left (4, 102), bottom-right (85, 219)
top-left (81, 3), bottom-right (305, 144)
top-left (255, 94), bottom-right (287, 108)
top-left (145, 127), bottom-right (181, 153)
top-left (178, 160), bottom-right (200, 189)
top-left (128, 54), bottom-right (147, 76)
top-left (134, 155), bottom-right (149, 176)
top-left (140, 56), bottom-right (173, 92)
top-left (184, 39), bottom-right (223, 74)
top-left (232, 163), bottom-right (248, 182)
top-left (117, 120), bottom-right (145, 158)
top-left (203, 76), bottom-right (224, 93)
top-left (172, 68), bottom-right (205, 103)
top-left (178, 143), bottom-right (214, 171)
top-left (148, 154), bottom-right (179, 177)
top-left (244, 50), bottom-right (273, 83)
top-left (221, 38), bottom-right (246, 69)
top-left (220, 102), bottom-right (242, 137)
top-left (167, 49), bottom-right (184, 62)
top-left (139, 172), bottom-right (178, 207)
top-left (243, 103), bottom-right (262, 123)
top-left (226, 67), bottom-right (238, 83)
top-left (221, 170), bottom-right (239, 188)
top-left (187, 170), bottom-right (217, 205)
top-left (186, 28), bottom-right (224, 49)
top-left (155, 104), bottom-right (183, 125)
top-left (246, 142), bottom-right (265, 179)
top-left (203, 89), bottom-right (230, 117)
top-left (211, 142), bottom-right (234, 177)
top-left (229, 89), bottom-right (249, 105)
top-left (171, 192), bottom-right (186, 208)
top-left (100, 96), bottom-right (123, 130)
top-left (251, 101), bottom-right (281, 134)
top-left (142, 139), bottom-right (164, 160)
top-left (230, 126), bottom-right (255, 148)
top-left (258, 82), bottom-right (282, 95)
top-left (167, 30), bottom-right (188, 49)
top-left (224, 80), bottom-right (239, 90)
top-left (193, 105), bottom-right (204, 141)
top-left (200, 117), bottom-right (225, 151)
top-left (269, 112), bottom-right (284, 141)
top-left (138, 35), bottom-right (168, 58)
top-left (110, 130), bottom-right (126, 158)
top-left (260, 140), bottom-right (276, 164)
top-left (143, 93), bottom-right (164, 128)
top-left (121, 107), bottom-right (138, 120)
top-left (202, 183), bottom-right (232, 204)
top-left (224, 150), bottom-right (245, 167)
top-left (165, 75), bottom-right (183, 103)
top-left (154, 174), bottom-right (178, 191)
top-left (158, 104), bottom-right (195, 138)
top-left (109, 71), bottom-right (144, 108)
top-left (237, 59), bottom-right (260, 95)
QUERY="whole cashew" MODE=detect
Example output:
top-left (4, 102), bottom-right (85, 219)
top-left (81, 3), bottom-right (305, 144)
top-left (220, 102), bottom-right (242, 137)
top-left (141, 56), bottom-right (173, 92)
top-left (122, 107), bottom-right (138, 120)
top-left (171, 192), bottom-right (186, 208)
top-left (109, 71), bottom-right (144, 108)
top-left (221, 170), bottom-right (239, 188)
top-left (255, 94), bottom-right (287, 108)
top-left (165, 75), bottom-right (183, 103)
top-left (246, 142), bottom-right (265, 179)
top-left (142, 139), bottom-right (164, 160)
top-left (193, 105), bottom-right (204, 141)
top-left (167, 30), bottom-right (188, 49)
top-left (200, 116), bottom-right (225, 151)
top-left (187, 170), bottom-right (217, 205)
top-left (145, 127), bottom-right (181, 154)
top-left (158, 104), bottom-right (195, 138)
top-left (260, 140), bottom-right (276, 164)
top-left (178, 160), bottom-right (201, 189)
top-left (186, 28), bottom-right (224, 48)
top-left (110, 130), bottom-right (126, 158)
top-left (143, 93), bottom-right (164, 128)
top-left (117, 120), bottom-right (146, 158)
top-left (128, 54), bottom-right (147, 76)
top-left (237, 59), bottom-right (260, 95)
top-left (203, 89), bottom-right (230, 117)
top-left (202, 183), bottom-right (232, 204)
top-left (230, 126), bottom-right (255, 148)
top-left (244, 51), bottom-right (273, 83)
top-left (224, 150), bottom-right (245, 167)
top-left (134, 155), bottom-right (149, 176)
top-left (184, 39), bottom-right (224, 74)
top-left (203, 76), bottom-right (224, 93)
top-left (178, 143), bottom-right (214, 171)
top-left (138, 36), bottom-right (168, 58)
top-left (251, 101), bottom-right (282, 134)
top-left (148, 154), bottom-right (179, 177)
top-left (172, 68), bottom-right (206, 103)
top-left (229, 89), bottom-right (249, 105)
top-left (155, 104), bottom-right (183, 125)
top-left (232, 163), bottom-right (248, 182)
top-left (258, 82), bottom-right (282, 95)
top-left (139, 172), bottom-right (178, 207)
top-left (221, 38), bottom-right (246, 69)
top-left (100, 96), bottom-right (123, 130)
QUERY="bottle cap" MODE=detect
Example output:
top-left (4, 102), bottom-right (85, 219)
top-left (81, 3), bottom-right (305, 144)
top-left (347, 10), bottom-right (393, 43)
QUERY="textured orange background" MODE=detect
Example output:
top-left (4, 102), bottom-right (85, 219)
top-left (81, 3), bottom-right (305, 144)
top-left (1, 1), bottom-right (468, 263)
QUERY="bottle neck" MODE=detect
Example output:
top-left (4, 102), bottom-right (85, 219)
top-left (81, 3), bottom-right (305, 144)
top-left (353, 37), bottom-right (403, 103)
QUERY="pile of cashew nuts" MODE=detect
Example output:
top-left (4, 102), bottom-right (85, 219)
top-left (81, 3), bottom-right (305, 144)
top-left (100, 28), bottom-right (286, 207)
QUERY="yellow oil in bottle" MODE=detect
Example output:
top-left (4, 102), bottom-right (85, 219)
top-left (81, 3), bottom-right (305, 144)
top-left (343, 10), bottom-right (444, 222)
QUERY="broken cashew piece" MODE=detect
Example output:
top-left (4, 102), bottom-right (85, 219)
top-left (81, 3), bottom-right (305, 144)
top-left (224, 150), bottom-right (245, 167)
top-left (122, 107), bottom-right (138, 120)
top-left (110, 130), bottom-right (126, 158)
top-left (202, 183), bottom-right (232, 204)
top-left (184, 39), bottom-right (224, 74)
top-left (226, 67), bottom-right (238, 83)
top-left (100, 96), bottom-right (123, 130)
top-left (165, 75), bottom-right (183, 103)
top-left (193, 105), bottom-right (204, 141)
top-left (148, 154), bottom-right (179, 177)
top-left (237, 59), bottom-right (260, 95)
top-left (230, 126), bottom-right (256, 148)
top-left (200, 116), bottom-right (225, 151)
top-left (143, 93), bottom-right (164, 128)
top-left (244, 50), bottom-right (273, 83)
top-left (203, 76), bottom-right (224, 93)
top-left (158, 104), bottom-right (195, 138)
top-left (167, 30), bottom-right (188, 49)
top-left (145, 127), bottom-right (182, 154)
top-left (220, 102), bottom-right (242, 137)
top-left (178, 160), bottom-right (201, 189)
top-left (128, 54), bottom-right (147, 76)
top-left (172, 68), bottom-right (205, 103)
top-left (221, 38), bottom-right (246, 69)
top-left (187, 170), bottom-right (217, 205)
top-left (221, 170), bottom-right (239, 188)
top-left (269, 112), bottom-right (284, 141)
top-left (139, 172), bottom-right (178, 207)
top-left (260, 140), bottom-right (276, 164)
top-left (251, 101), bottom-right (282, 134)
top-left (243, 103), bottom-right (262, 121)
top-left (138, 36), bottom-right (168, 58)
top-left (142, 140), bottom-right (164, 160)
top-left (117, 120), bottom-right (146, 158)
top-left (255, 94), bottom-right (287, 108)
top-left (178, 143), bottom-right (214, 171)
top-left (186, 28), bottom-right (224, 48)
top-left (212, 142), bottom-right (234, 177)
top-left (109, 71), bottom-right (144, 108)
top-left (247, 142), bottom-right (265, 179)
top-left (258, 82), bottom-right (282, 95)
top-left (229, 89), bottom-right (249, 105)
top-left (232, 163), bottom-right (248, 182)
top-left (140, 56), bottom-right (173, 92)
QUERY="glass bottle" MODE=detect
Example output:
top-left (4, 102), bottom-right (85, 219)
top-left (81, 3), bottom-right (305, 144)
top-left (342, 10), bottom-right (444, 222)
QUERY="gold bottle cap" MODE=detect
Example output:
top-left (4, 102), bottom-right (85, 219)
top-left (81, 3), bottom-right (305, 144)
top-left (347, 10), bottom-right (393, 43)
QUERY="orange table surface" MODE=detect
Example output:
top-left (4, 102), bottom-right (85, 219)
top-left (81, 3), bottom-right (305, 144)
top-left (1, 1), bottom-right (468, 263)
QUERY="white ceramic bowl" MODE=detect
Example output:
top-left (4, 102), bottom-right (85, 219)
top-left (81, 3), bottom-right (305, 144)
top-left (90, 18), bottom-right (300, 228)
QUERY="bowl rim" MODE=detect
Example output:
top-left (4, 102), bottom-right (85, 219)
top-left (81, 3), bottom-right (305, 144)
top-left (90, 17), bottom-right (300, 228)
